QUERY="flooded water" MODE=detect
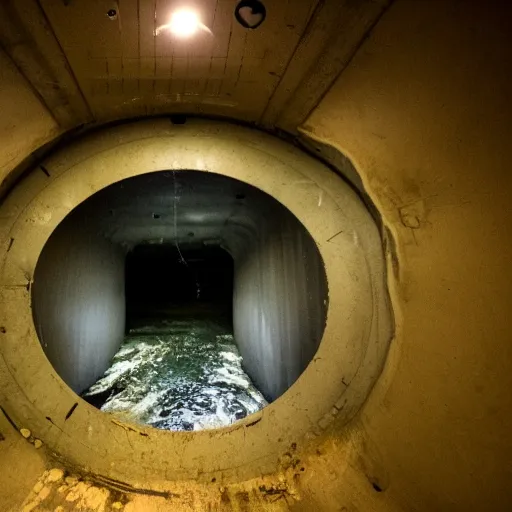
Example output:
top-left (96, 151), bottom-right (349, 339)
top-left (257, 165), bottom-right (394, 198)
top-left (82, 317), bottom-right (267, 431)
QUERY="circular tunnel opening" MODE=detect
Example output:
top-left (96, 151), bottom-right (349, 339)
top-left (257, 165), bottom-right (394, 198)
top-left (31, 170), bottom-right (328, 432)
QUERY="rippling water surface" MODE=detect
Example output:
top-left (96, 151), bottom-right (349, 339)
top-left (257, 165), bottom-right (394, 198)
top-left (83, 318), bottom-right (267, 431)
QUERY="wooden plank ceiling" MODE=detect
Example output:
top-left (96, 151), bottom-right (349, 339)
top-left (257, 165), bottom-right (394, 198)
top-left (0, 0), bottom-right (390, 132)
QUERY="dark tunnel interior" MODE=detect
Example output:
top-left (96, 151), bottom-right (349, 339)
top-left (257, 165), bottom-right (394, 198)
top-left (32, 170), bottom-right (328, 430)
top-left (125, 244), bottom-right (234, 332)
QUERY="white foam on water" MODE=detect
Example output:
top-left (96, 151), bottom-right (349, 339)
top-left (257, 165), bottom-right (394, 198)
top-left (83, 318), bottom-right (267, 431)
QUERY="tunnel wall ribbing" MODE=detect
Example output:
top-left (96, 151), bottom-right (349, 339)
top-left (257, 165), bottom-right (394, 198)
top-left (32, 216), bottom-right (125, 393)
top-left (230, 207), bottom-right (327, 401)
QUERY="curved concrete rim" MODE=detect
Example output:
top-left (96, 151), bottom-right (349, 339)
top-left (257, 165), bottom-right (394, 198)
top-left (0, 119), bottom-right (392, 484)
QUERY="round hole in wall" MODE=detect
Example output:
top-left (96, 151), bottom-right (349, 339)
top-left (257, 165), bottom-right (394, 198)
top-left (0, 120), bottom-right (392, 484)
top-left (234, 0), bottom-right (266, 29)
top-left (31, 170), bottom-right (328, 432)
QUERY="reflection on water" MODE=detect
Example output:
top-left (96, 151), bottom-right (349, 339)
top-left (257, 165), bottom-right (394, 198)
top-left (82, 318), bottom-right (267, 431)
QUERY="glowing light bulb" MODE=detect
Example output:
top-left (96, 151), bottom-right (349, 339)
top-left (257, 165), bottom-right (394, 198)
top-left (170, 9), bottom-right (199, 37)
top-left (155, 9), bottom-right (212, 38)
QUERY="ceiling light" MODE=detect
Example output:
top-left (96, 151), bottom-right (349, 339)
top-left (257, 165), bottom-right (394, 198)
top-left (155, 9), bottom-right (212, 38)
top-left (169, 9), bottom-right (200, 37)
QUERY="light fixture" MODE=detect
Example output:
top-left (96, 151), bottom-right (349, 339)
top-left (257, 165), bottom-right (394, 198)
top-left (235, 0), bottom-right (266, 30)
top-left (155, 8), bottom-right (212, 38)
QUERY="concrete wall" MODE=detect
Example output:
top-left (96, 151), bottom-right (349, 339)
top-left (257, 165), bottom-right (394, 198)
top-left (299, 1), bottom-right (512, 510)
top-left (0, 121), bottom-right (390, 495)
top-left (2, 0), bottom-right (511, 507)
top-left (32, 215), bottom-right (125, 393)
top-left (231, 205), bottom-right (327, 401)
top-left (0, 48), bottom-right (60, 190)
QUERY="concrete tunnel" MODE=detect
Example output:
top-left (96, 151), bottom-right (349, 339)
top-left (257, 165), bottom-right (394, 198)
top-left (31, 168), bottom-right (330, 401)
top-left (0, 1), bottom-right (511, 511)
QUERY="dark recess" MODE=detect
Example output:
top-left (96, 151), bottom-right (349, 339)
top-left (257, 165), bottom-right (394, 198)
top-left (170, 114), bottom-right (187, 125)
top-left (125, 244), bottom-right (234, 331)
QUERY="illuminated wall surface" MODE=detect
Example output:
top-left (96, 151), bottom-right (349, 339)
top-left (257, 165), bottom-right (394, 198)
top-left (0, 1), bottom-right (511, 511)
